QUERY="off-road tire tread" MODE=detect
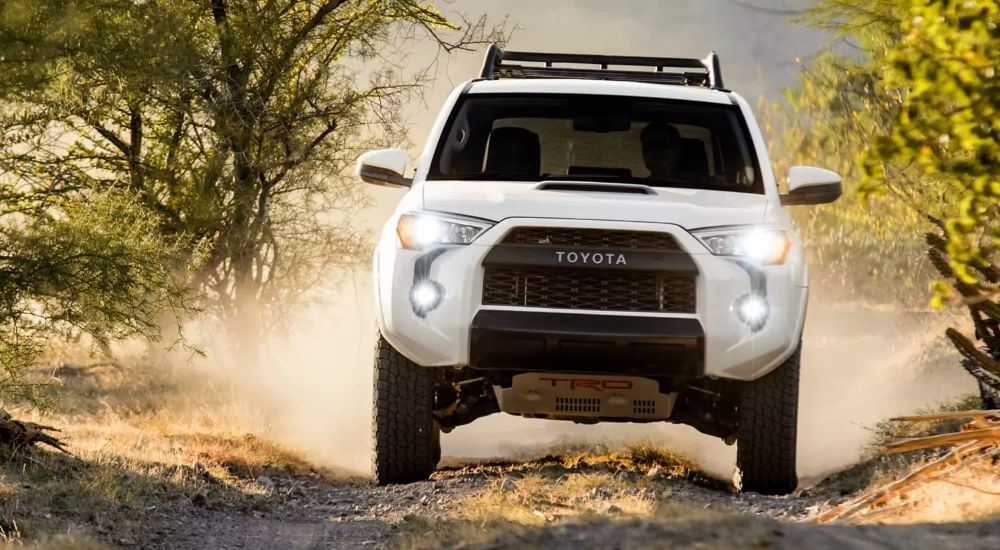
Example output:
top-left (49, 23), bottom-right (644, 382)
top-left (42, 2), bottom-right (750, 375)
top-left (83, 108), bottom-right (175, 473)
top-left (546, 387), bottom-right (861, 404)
top-left (372, 334), bottom-right (439, 485)
top-left (737, 342), bottom-right (800, 495)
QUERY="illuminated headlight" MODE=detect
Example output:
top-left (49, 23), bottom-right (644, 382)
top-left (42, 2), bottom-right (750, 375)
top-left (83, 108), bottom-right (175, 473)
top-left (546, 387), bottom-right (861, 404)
top-left (396, 213), bottom-right (491, 251)
top-left (692, 227), bottom-right (791, 265)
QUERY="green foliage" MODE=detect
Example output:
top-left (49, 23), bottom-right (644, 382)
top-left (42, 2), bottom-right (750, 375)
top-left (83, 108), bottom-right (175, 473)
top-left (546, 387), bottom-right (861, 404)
top-left (0, 2), bottom-right (502, 361)
top-left (767, 0), bottom-right (998, 309)
top-left (761, 0), bottom-right (975, 304)
top-left (862, 0), bottom-right (1000, 304)
top-left (0, 192), bottom-right (190, 403)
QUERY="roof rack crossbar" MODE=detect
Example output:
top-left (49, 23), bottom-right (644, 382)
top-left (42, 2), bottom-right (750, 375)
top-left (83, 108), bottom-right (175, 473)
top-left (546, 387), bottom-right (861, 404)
top-left (479, 43), bottom-right (727, 90)
top-left (493, 66), bottom-right (708, 86)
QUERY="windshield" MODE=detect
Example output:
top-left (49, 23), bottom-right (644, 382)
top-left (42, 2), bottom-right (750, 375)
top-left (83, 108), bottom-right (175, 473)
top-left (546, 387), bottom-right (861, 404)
top-left (428, 93), bottom-right (763, 193)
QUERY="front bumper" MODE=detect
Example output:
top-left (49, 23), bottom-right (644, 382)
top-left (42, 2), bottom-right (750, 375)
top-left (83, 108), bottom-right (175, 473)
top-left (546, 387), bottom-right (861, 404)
top-left (471, 310), bottom-right (704, 377)
top-left (374, 217), bottom-right (807, 381)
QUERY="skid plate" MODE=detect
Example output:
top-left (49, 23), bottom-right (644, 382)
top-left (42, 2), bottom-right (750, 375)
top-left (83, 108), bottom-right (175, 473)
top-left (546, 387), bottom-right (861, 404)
top-left (494, 373), bottom-right (677, 420)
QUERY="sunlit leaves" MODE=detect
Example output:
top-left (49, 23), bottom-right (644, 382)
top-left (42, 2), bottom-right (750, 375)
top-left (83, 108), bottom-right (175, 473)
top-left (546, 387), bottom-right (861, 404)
top-left (863, 0), bottom-right (999, 296)
top-left (768, 0), bottom-right (999, 305)
top-left (759, 1), bottom-right (945, 304)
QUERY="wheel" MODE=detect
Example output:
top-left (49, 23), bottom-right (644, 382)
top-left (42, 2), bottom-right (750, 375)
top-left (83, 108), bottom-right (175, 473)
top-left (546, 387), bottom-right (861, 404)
top-left (371, 333), bottom-right (440, 485)
top-left (736, 342), bottom-right (800, 495)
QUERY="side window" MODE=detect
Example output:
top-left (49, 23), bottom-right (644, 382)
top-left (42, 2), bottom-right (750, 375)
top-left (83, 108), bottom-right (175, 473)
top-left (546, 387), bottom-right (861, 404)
top-left (728, 112), bottom-right (757, 187)
top-left (437, 105), bottom-right (489, 176)
top-left (436, 108), bottom-right (468, 175)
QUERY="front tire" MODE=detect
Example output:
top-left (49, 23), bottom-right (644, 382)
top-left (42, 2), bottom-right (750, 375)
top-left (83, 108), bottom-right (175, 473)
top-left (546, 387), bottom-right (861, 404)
top-left (736, 342), bottom-right (800, 495)
top-left (372, 334), bottom-right (440, 485)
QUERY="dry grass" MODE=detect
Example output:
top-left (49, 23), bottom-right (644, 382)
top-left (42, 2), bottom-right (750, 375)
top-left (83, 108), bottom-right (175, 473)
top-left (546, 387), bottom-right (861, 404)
top-left (815, 395), bottom-right (985, 496)
top-left (401, 443), bottom-right (714, 549)
top-left (0, 355), bottom-right (338, 544)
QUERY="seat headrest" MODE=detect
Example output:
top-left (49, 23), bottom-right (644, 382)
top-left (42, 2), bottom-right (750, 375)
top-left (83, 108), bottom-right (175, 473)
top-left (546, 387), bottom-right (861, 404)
top-left (640, 123), bottom-right (681, 148)
top-left (676, 138), bottom-right (709, 177)
top-left (485, 127), bottom-right (541, 179)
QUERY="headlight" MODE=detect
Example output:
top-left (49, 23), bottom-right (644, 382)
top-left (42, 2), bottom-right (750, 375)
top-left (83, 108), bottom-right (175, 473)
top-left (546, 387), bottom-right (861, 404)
top-left (396, 213), bottom-right (491, 250)
top-left (692, 226), bottom-right (791, 265)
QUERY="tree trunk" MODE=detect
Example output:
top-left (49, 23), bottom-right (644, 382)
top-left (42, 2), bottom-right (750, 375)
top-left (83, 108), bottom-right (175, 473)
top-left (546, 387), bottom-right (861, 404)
top-left (229, 169), bottom-right (264, 372)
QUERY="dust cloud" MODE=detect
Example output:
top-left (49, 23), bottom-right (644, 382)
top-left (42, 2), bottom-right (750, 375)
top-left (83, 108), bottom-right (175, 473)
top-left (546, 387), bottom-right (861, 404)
top-left (193, 274), bottom-right (975, 483)
top-left (180, 274), bottom-right (380, 477)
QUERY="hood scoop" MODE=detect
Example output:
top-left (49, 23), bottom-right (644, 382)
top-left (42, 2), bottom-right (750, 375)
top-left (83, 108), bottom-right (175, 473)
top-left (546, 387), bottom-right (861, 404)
top-left (535, 181), bottom-right (656, 195)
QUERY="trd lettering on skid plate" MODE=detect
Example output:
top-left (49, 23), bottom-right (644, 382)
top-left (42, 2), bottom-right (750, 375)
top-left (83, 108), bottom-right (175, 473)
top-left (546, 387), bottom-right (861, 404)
top-left (537, 377), bottom-right (634, 391)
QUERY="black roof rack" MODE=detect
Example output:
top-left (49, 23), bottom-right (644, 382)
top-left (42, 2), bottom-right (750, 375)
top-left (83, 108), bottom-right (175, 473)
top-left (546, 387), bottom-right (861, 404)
top-left (478, 43), bottom-right (727, 91)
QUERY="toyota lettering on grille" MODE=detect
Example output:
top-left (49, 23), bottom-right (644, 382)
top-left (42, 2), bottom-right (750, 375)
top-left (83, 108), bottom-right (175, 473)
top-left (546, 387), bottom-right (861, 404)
top-left (555, 251), bottom-right (627, 266)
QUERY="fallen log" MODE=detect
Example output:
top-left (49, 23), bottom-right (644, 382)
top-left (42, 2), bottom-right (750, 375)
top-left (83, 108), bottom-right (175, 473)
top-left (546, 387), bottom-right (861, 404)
top-left (890, 410), bottom-right (1000, 422)
top-left (0, 410), bottom-right (70, 455)
top-left (886, 426), bottom-right (1000, 454)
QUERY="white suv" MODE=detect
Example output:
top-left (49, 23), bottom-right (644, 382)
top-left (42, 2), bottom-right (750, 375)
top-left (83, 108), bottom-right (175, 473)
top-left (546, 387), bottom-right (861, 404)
top-left (357, 45), bottom-right (841, 495)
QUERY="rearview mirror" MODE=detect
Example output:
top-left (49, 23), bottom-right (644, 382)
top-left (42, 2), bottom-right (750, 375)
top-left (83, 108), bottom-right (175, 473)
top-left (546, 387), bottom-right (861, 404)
top-left (780, 166), bottom-right (842, 206)
top-left (356, 148), bottom-right (411, 188)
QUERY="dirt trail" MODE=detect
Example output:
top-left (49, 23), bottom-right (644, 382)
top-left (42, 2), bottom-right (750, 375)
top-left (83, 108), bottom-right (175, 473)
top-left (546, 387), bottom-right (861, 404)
top-left (144, 456), bottom-right (1000, 550)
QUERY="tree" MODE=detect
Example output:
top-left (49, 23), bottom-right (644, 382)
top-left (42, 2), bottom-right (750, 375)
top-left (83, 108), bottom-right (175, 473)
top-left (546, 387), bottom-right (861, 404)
top-left (758, 0), bottom-right (952, 303)
top-left (861, 0), bottom-right (1000, 402)
top-left (862, 0), bottom-right (999, 302)
top-left (770, 0), bottom-right (1000, 403)
top-left (0, 1), bottom-right (502, 362)
top-left (1, 191), bottom-right (190, 403)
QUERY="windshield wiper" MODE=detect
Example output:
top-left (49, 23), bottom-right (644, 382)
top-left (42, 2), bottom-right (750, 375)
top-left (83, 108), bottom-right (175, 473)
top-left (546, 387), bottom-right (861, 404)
top-left (646, 176), bottom-right (748, 192)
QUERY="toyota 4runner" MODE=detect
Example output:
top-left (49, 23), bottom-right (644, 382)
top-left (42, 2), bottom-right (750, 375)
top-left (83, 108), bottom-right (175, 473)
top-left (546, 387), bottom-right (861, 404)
top-left (356, 44), bottom-right (842, 495)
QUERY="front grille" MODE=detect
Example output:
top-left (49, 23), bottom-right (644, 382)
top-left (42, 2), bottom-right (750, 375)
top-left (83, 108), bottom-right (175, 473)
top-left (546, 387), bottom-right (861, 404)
top-left (482, 267), bottom-right (696, 313)
top-left (555, 397), bottom-right (602, 413)
top-left (502, 227), bottom-right (681, 251)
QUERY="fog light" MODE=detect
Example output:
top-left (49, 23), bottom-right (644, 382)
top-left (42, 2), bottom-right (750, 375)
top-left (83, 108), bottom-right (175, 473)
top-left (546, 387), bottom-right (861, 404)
top-left (410, 281), bottom-right (444, 317)
top-left (734, 294), bottom-right (769, 330)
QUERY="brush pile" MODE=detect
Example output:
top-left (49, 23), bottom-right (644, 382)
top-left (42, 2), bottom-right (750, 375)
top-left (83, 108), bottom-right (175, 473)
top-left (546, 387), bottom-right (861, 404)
top-left (815, 409), bottom-right (1000, 523)
top-left (0, 409), bottom-right (69, 454)
top-left (925, 218), bottom-right (1000, 407)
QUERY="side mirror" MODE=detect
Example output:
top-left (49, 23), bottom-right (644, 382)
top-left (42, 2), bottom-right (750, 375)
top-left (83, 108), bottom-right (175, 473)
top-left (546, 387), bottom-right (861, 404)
top-left (780, 166), bottom-right (842, 206)
top-left (356, 148), bottom-right (411, 188)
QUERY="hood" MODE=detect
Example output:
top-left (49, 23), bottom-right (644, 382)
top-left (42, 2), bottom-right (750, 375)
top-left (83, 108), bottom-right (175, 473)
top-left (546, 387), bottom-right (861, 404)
top-left (420, 180), bottom-right (768, 229)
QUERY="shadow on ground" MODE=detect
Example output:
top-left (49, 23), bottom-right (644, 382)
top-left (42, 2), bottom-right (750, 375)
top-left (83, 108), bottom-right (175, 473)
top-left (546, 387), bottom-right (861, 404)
top-left (402, 508), bottom-right (1000, 550)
